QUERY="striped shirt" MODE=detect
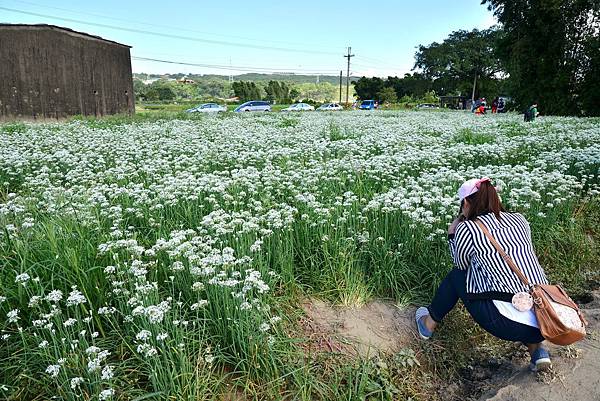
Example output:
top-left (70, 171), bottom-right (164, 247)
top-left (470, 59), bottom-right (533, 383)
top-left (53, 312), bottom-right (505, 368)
top-left (449, 211), bottom-right (548, 302)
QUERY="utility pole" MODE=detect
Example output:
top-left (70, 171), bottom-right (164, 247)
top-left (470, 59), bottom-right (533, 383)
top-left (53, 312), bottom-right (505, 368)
top-left (471, 71), bottom-right (478, 103)
top-left (339, 70), bottom-right (342, 104)
top-left (344, 46), bottom-right (354, 106)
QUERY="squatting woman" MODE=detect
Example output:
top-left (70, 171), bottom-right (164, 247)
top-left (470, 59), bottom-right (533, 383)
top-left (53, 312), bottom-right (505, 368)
top-left (415, 177), bottom-right (552, 372)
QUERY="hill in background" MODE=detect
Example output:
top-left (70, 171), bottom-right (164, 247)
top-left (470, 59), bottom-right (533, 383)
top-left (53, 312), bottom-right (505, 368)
top-left (133, 72), bottom-right (359, 102)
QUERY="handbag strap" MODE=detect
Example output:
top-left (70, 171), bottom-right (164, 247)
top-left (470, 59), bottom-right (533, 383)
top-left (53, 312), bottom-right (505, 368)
top-left (474, 219), bottom-right (532, 288)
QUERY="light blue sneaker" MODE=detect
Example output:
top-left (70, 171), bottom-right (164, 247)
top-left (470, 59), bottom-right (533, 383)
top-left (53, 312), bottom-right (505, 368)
top-left (415, 306), bottom-right (433, 340)
top-left (529, 347), bottom-right (552, 372)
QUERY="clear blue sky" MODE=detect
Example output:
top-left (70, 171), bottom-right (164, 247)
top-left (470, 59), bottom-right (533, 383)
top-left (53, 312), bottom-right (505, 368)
top-left (1, 0), bottom-right (496, 77)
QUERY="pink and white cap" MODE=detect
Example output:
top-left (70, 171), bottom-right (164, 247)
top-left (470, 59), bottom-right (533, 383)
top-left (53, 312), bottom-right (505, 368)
top-left (458, 177), bottom-right (491, 201)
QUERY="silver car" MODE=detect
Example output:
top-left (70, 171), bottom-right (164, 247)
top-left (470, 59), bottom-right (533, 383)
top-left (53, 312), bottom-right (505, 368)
top-left (185, 103), bottom-right (227, 113)
top-left (234, 101), bottom-right (271, 112)
top-left (317, 103), bottom-right (343, 111)
top-left (281, 103), bottom-right (315, 112)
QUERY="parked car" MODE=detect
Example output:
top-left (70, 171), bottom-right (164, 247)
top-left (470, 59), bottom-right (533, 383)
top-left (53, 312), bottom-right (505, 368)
top-left (317, 103), bottom-right (343, 111)
top-left (416, 103), bottom-right (439, 109)
top-left (359, 100), bottom-right (377, 110)
top-left (185, 103), bottom-right (227, 113)
top-left (234, 101), bottom-right (271, 112)
top-left (281, 103), bottom-right (315, 112)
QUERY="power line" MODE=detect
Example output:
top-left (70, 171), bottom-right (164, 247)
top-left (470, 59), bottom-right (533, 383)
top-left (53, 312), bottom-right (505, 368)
top-left (131, 49), bottom-right (337, 74)
top-left (0, 6), bottom-right (340, 56)
top-left (352, 62), bottom-right (383, 70)
top-left (355, 55), bottom-right (401, 68)
top-left (8, 0), bottom-right (341, 52)
top-left (351, 62), bottom-right (407, 76)
top-left (134, 51), bottom-right (337, 71)
top-left (123, 49), bottom-right (331, 70)
top-left (132, 56), bottom-right (339, 75)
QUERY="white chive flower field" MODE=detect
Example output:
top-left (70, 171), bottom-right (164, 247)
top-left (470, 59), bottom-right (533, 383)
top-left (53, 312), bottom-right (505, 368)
top-left (1, 111), bottom-right (599, 399)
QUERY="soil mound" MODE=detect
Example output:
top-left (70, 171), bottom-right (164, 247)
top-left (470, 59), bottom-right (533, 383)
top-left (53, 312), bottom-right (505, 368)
top-left (300, 298), bottom-right (416, 356)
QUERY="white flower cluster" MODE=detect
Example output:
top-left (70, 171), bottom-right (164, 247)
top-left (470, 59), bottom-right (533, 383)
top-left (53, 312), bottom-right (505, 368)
top-left (0, 111), bottom-right (598, 399)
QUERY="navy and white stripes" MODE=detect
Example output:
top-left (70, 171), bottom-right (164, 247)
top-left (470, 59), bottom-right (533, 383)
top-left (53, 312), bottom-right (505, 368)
top-left (449, 212), bottom-right (548, 302)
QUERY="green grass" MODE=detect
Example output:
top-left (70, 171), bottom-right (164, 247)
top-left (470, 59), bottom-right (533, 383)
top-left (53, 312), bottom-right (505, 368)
top-left (453, 127), bottom-right (496, 145)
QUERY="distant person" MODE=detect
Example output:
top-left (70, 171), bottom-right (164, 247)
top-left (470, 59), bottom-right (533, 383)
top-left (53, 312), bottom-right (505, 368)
top-left (475, 102), bottom-right (486, 115)
top-left (416, 178), bottom-right (553, 372)
top-left (491, 97), bottom-right (499, 113)
top-left (471, 98), bottom-right (482, 113)
top-left (524, 102), bottom-right (539, 122)
top-left (497, 98), bottom-right (506, 113)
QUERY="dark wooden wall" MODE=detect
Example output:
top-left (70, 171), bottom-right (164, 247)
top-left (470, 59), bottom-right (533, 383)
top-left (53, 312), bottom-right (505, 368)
top-left (0, 26), bottom-right (134, 119)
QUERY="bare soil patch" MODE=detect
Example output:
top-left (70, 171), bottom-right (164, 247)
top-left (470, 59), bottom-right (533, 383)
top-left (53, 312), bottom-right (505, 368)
top-left (300, 298), bottom-right (416, 356)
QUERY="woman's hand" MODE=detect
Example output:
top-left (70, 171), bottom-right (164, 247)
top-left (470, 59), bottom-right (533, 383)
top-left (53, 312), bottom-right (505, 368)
top-left (448, 216), bottom-right (464, 235)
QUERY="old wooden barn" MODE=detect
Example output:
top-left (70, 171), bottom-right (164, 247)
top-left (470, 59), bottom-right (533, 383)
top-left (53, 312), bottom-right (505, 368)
top-left (0, 24), bottom-right (134, 119)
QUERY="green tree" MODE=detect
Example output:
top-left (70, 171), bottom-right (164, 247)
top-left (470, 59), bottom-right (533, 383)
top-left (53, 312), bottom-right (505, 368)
top-left (232, 81), bottom-right (263, 102)
top-left (157, 86), bottom-right (176, 101)
top-left (352, 77), bottom-right (385, 100)
top-left (197, 79), bottom-right (230, 98)
top-left (579, 34), bottom-right (600, 115)
top-left (264, 81), bottom-right (291, 103)
top-left (143, 79), bottom-right (198, 101)
top-left (352, 75), bottom-right (433, 102)
top-left (482, 0), bottom-right (600, 115)
top-left (279, 82), bottom-right (290, 102)
top-left (264, 81), bottom-right (279, 102)
top-left (414, 28), bottom-right (504, 101)
top-left (377, 86), bottom-right (398, 104)
top-left (133, 79), bottom-right (147, 101)
top-left (387, 73), bottom-right (433, 99)
top-left (421, 90), bottom-right (439, 104)
top-left (145, 83), bottom-right (176, 101)
top-left (249, 82), bottom-right (262, 100)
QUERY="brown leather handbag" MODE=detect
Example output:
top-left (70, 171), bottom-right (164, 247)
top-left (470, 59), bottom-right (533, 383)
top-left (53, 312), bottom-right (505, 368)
top-left (475, 220), bottom-right (587, 345)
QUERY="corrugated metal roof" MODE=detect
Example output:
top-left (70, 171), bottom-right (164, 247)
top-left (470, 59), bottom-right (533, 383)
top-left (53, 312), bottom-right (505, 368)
top-left (0, 23), bottom-right (131, 48)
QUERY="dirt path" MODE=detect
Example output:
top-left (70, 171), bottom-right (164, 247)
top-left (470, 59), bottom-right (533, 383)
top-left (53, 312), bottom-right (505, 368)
top-left (477, 290), bottom-right (600, 401)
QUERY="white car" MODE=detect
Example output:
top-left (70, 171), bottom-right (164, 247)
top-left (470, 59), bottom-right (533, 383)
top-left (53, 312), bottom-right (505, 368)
top-left (317, 103), bottom-right (343, 111)
top-left (281, 103), bottom-right (315, 112)
top-left (185, 103), bottom-right (227, 113)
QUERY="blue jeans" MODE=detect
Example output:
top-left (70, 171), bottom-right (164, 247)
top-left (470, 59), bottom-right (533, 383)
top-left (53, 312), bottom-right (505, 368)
top-left (428, 269), bottom-right (544, 344)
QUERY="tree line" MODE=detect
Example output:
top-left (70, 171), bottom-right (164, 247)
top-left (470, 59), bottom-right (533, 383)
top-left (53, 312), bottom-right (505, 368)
top-left (483, 0), bottom-right (599, 116)
top-left (353, 27), bottom-right (508, 107)
top-left (352, 74), bottom-right (443, 105)
top-left (232, 81), bottom-right (296, 103)
top-left (354, 1), bottom-right (599, 116)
